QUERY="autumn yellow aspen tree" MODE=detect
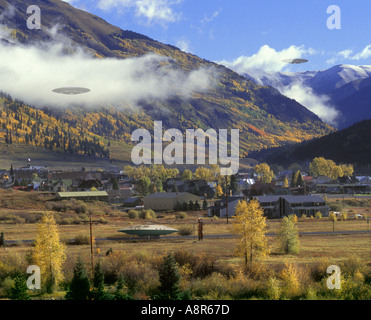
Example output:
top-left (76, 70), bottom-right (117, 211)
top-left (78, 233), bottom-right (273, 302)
top-left (254, 163), bottom-right (274, 183)
top-left (232, 199), bottom-right (269, 271)
top-left (32, 212), bottom-right (66, 292)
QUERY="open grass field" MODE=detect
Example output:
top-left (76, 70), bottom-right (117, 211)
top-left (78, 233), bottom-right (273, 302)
top-left (1, 204), bottom-right (369, 266)
top-left (0, 191), bottom-right (370, 300)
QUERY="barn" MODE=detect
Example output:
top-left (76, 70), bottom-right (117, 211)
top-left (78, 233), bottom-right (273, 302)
top-left (56, 191), bottom-right (109, 202)
top-left (143, 192), bottom-right (201, 211)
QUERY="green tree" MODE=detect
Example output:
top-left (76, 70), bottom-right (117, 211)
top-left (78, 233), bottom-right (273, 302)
top-left (290, 170), bottom-right (304, 188)
top-left (10, 164), bottom-right (14, 180)
top-left (232, 200), bottom-right (270, 268)
top-left (9, 273), bottom-right (30, 300)
top-left (157, 254), bottom-right (181, 300)
top-left (290, 171), bottom-right (298, 188)
top-left (0, 231), bottom-right (4, 247)
top-left (114, 273), bottom-right (132, 300)
top-left (65, 256), bottom-right (91, 300)
top-left (92, 260), bottom-right (108, 300)
top-left (154, 179), bottom-right (163, 193)
top-left (188, 200), bottom-right (195, 211)
top-left (230, 174), bottom-right (238, 194)
top-left (112, 178), bottom-right (119, 190)
top-left (202, 198), bottom-right (208, 210)
top-left (296, 171), bottom-right (304, 187)
top-left (136, 177), bottom-right (151, 197)
top-left (254, 163), bottom-right (274, 183)
top-left (31, 173), bottom-right (39, 182)
top-left (194, 200), bottom-right (201, 211)
top-left (181, 169), bottom-right (193, 181)
top-left (278, 215), bottom-right (300, 254)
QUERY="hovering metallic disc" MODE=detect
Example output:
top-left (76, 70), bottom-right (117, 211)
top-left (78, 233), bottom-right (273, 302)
top-left (282, 58), bottom-right (309, 64)
top-left (52, 87), bottom-right (91, 95)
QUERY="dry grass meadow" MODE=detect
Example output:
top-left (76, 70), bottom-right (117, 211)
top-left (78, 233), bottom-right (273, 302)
top-left (0, 189), bottom-right (370, 300)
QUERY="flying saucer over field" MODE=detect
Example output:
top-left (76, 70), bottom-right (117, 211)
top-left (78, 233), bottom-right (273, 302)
top-left (118, 224), bottom-right (178, 238)
top-left (282, 58), bottom-right (309, 64)
top-left (52, 87), bottom-right (91, 95)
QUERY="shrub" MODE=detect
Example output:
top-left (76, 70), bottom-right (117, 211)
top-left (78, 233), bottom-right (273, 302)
top-left (79, 214), bottom-right (88, 221)
top-left (340, 256), bottom-right (367, 278)
top-left (309, 258), bottom-right (331, 282)
top-left (265, 276), bottom-right (282, 300)
top-left (189, 273), bottom-right (230, 299)
top-left (0, 251), bottom-right (28, 280)
top-left (139, 210), bottom-right (156, 219)
top-left (329, 212), bottom-right (337, 221)
top-left (72, 218), bottom-right (82, 225)
top-left (59, 218), bottom-right (74, 225)
top-left (73, 234), bottom-right (90, 245)
top-left (279, 263), bottom-right (301, 298)
top-left (177, 212), bottom-right (187, 219)
top-left (98, 217), bottom-right (108, 224)
top-left (173, 250), bottom-right (215, 278)
top-left (315, 211), bottom-right (322, 219)
top-left (0, 277), bottom-right (15, 297)
top-left (128, 210), bottom-right (139, 219)
top-left (329, 203), bottom-right (342, 212)
top-left (74, 204), bottom-right (87, 214)
top-left (177, 225), bottom-right (193, 236)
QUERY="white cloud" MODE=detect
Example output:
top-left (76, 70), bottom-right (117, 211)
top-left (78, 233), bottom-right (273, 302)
top-left (281, 83), bottom-right (340, 126)
top-left (327, 45), bottom-right (371, 64)
top-left (0, 35), bottom-right (214, 109)
top-left (201, 9), bottom-right (221, 24)
top-left (217, 45), bottom-right (340, 126)
top-left (217, 45), bottom-right (315, 77)
top-left (351, 44), bottom-right (371, 60)
top-left (176, 38), bottom-right (190, 53)
top-left (0, 3), bottom-right (16, 39)
top-left (97, 0), bottom-right (182, 24)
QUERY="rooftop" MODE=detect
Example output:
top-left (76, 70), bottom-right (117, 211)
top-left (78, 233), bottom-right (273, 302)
top-left (57, 191), bottom-right (108, 197)
top-left (144, 192), bottom-right (199, 199)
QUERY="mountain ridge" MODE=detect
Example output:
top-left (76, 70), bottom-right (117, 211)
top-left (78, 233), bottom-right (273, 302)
top-left (243, 64), bottom-right (371, 129)
top-left (0, 0), bottom-right (333, 167)
top-left (249, 119), bottom-right (371, 168)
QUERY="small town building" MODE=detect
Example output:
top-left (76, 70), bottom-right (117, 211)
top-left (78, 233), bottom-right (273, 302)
top-left (122, 197), bottom-right (142, 208)
top-left (56, 191), bottom-right (108, 202)
top-left (208, 195), bottom-right (329, 218)
top-left (143, 192), bottom-right (201, 210)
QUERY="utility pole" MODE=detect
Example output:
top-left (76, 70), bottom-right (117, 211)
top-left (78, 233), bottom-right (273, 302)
top-left (89, 214), bottom-right (94, 276)
top-left (83, 213), bottom-right (98, 276)
top-left (225, 175), bottom-right (229, 224)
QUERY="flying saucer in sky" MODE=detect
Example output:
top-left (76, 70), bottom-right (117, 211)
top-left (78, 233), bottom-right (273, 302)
top-left (52, 87), bottom-right (91, 95)
top-left (282, 58), bottom-right (309, 64)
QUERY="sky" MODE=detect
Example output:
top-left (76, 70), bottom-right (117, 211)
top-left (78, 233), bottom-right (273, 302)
top-left (62, 0), bottom-right (371, 73)
top-left (1, 0), bottom-right (370, 126)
